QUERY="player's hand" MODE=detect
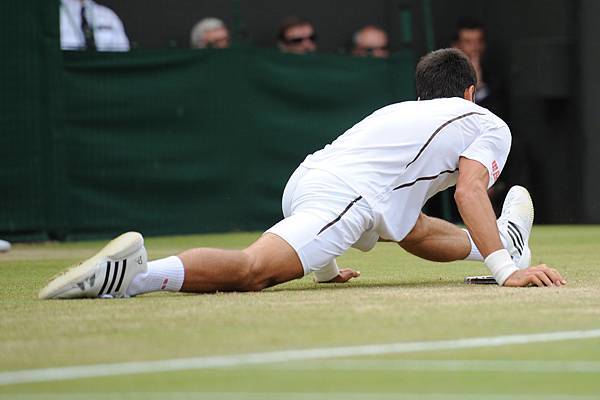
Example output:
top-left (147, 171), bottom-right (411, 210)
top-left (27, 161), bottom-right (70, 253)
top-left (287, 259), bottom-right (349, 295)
top-left (323, 268), bottom-right (361, 284)
top-left (503, 264), bottom-right (567, 287)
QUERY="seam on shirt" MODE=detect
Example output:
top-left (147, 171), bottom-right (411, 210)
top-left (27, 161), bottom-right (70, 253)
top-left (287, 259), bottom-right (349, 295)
top-left (405, 111), bottom-right (485, 169)
top-left (317, 196), bottom-right (364, 235)
top-left (392, 168), bottom-right (459, 191)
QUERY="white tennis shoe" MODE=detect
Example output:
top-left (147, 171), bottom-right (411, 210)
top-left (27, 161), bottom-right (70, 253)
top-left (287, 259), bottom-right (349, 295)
top-left (497, 186), bottom-right (534, 269)
top-left (0, 239), bottom-right (11, 252)
top-left (39, 232), bottom-right (147, 299)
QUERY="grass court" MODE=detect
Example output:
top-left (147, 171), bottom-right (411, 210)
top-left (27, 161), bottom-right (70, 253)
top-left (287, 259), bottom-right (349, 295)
top-left (1, 226), bottom-right (600, 399)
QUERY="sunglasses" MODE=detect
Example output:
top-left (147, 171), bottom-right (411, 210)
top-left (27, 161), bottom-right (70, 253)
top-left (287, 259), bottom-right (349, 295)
top-left (284, 34), bottom-right (317, 45)
top-left (361, 46), bottom-right (389, 54)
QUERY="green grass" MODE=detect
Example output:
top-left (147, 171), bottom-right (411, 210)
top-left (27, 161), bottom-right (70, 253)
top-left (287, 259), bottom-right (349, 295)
top-left (1, 226), bottom-right (600, 399)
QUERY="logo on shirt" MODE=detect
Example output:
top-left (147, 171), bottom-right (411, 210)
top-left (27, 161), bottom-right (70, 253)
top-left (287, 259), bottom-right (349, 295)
top-left (492, 160), bottom-right (500, 181)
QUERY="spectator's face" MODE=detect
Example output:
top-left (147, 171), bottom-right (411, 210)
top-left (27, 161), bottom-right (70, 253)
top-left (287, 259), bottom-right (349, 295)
top-left (353, 28), bottom-right (389, 58)
top-left (455, 29), bottom-right (485, 60)
top-left (203, 27), bottom-right (230, 48)
top-left (280, 24), bottom-right (317, 54)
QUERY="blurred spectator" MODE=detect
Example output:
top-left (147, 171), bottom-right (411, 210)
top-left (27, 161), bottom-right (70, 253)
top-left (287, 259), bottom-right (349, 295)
top-left (278, 16), bottom-right (317, 54)
top-left (0, 239), bottom-right (10, 252)
top-left (190, 18), bottom-right (230, 49)
top-left (352, 25), bottom-right (389, 58)
top-left (452, 17), bottom-right (496, 107)
top-left (60, 0), bottom-right (130, 51)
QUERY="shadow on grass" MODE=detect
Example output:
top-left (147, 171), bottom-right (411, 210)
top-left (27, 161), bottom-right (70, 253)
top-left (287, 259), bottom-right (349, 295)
top-left (266, 279), bottom-right (465, 292)
top-left (135, 280), bottom-right (472, 299)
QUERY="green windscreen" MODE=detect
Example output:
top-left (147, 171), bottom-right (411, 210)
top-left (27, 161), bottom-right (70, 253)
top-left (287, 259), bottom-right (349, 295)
top-left (0, 1), bottom-right (416, 240)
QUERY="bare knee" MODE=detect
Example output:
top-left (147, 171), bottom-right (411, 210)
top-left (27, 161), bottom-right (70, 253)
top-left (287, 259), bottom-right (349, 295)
top-left (236, 252), bottom-right (270, 292)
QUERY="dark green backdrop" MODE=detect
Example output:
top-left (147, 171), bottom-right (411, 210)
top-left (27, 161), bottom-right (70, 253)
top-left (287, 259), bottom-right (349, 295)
top-left (0, 0), bottom-right (414, 240)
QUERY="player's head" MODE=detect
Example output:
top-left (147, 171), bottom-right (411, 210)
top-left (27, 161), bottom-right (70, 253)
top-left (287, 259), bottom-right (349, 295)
top-left (415, 48), bottom-right (477, 101)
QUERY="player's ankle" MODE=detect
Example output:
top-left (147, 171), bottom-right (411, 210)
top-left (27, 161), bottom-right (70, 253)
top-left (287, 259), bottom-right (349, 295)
top-left (127, 256), bottom-right (185, 296)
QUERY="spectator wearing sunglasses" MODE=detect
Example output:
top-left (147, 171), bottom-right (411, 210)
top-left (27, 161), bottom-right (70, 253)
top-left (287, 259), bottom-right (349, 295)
top-left (278, 16), bottom-right (317, 54)
top-left (190, 17), bottom-right (230, 49)
top-left (352, 25), bottom-right (389, 58)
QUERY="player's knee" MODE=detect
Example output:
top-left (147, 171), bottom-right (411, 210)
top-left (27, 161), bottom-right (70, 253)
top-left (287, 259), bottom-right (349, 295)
top-left (237, 253), bottom-right (269, 292)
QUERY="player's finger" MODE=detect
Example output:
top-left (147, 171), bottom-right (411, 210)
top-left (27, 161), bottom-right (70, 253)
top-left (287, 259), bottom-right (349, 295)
top-left (544, 268), bottom-right (565, 286)
top-left (341, 270), bottom-right (360, 281)
top-left (341, 268), bottom-right (360, 277)
top-left (539, 266), bottom-right (566, 286)
top-left (535, 271), bottom-right (554, 287)
top-left (529, 275), bottom-right (544, 287)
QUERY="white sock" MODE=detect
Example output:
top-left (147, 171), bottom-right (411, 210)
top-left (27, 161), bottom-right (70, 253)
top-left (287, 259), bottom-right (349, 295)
top-left (127, 256), bottom-right (185, 296)
top-left (462, 229), bottom-right (509, 261)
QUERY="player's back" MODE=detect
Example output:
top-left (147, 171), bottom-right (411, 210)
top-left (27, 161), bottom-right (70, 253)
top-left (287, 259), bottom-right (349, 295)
top-left (301, 97), bottom-right (509, 213)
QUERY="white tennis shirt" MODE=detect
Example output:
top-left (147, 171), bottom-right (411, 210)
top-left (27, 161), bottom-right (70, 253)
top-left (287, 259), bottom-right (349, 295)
top-left (301, 97), bottom-right (511, 241)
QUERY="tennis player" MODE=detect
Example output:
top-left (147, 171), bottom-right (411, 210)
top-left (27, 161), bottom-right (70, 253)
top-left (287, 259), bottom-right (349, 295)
top-left (40, 48), bottom-right (565, 299)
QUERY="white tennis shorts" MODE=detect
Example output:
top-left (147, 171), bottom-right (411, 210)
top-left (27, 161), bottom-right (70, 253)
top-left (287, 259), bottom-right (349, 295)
top-left (266, 166), bottom-right (379, 276)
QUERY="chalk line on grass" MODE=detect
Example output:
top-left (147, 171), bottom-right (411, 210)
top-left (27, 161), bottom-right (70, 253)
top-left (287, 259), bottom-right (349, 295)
top-left (1, 328), bottom-right (600, 386)
top-left (1, 393), bottom-right (599, 400)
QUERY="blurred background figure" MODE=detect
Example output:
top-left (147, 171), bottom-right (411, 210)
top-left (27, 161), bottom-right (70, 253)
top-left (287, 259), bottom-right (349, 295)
top-left (190, 18), bottom-right (230, 49)
top-left (277, 16), bottom-right (317, 54)
top-left (451, 16), bottom-right (490, 105)
top-left (60, 0), bottom-right (130, 51)
top-left (0, 239), bottom-right (11, 252)
top-left (352, 25), bottom-right (389, 58)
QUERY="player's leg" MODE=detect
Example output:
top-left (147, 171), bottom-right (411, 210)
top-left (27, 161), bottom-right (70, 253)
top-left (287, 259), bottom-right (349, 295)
top-left (397, 186), bottom-right (533, 267)
top-left (39, 167), bottom-right (370, 299)
top-left (164, 190), bottom-right (371, 294)
top-left (397, 213), bottom-right (470, 262)
top-left (38, 230), bottom-right (303, 299)
top-left (177, 232), bottom-right (303, 293)
top-left (140, 166), bottom-right (365, 295)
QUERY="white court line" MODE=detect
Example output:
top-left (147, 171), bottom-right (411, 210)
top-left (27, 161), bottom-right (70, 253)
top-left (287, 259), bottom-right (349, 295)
top-left (1, 328), bottom-right (600, 386)
top-left (1, 393), bottom-right (599, 400)
top-left (262, 359), bottom-right (600, 373)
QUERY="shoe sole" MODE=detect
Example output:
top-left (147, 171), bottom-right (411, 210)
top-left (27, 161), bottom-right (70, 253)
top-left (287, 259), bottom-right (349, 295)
top-left (38, 232), bottom-right (144, 300)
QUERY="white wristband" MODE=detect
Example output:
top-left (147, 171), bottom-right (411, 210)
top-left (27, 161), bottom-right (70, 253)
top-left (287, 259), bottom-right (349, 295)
top-left (484, 249), bottom-right (519, 286)
top-left (313, 260), bottom-right (340, 283)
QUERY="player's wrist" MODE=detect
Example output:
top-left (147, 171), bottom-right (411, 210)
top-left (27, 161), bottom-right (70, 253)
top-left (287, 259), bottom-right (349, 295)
top-left (313, 261), bottom-right (340, 283)
top-left (484, 249), bottom-right (519, 286)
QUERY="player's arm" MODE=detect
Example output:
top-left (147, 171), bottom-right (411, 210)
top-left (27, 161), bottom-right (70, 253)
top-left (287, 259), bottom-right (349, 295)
top-left (455, 157), bottom-right (565, 287)
top-left (455, 157), bottom-right (503, 257)
top-left (314, 259), bottom-right (360, 284)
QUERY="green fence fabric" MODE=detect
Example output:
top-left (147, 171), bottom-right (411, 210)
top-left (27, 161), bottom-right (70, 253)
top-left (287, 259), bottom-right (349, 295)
top-left (1, 2), bottom-right (415, 240)
top-left (0, 0), bottom-right (61, 241)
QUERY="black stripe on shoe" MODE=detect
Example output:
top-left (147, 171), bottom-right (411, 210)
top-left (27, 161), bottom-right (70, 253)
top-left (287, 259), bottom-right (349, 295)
top-left (106, 261), bottom-right (120, 294)
top-left (99, 261), bottom-right (112, 295)
top-left (506, 229), bottom-right (523, 256)
top-left (508, 221), bottom-right (525, 247)
top-left (115, 259), bottom-right (127, 292)
top-left (507, 224), bottom-right (524, 250)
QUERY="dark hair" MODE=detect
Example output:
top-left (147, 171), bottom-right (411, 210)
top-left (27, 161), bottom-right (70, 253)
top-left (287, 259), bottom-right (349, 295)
top-left (278, 16), bottom-right (313, 41)
top-left (452, 16), bottom-right (485, 42)
top-left (415, 48), bottom-right (477, 100)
